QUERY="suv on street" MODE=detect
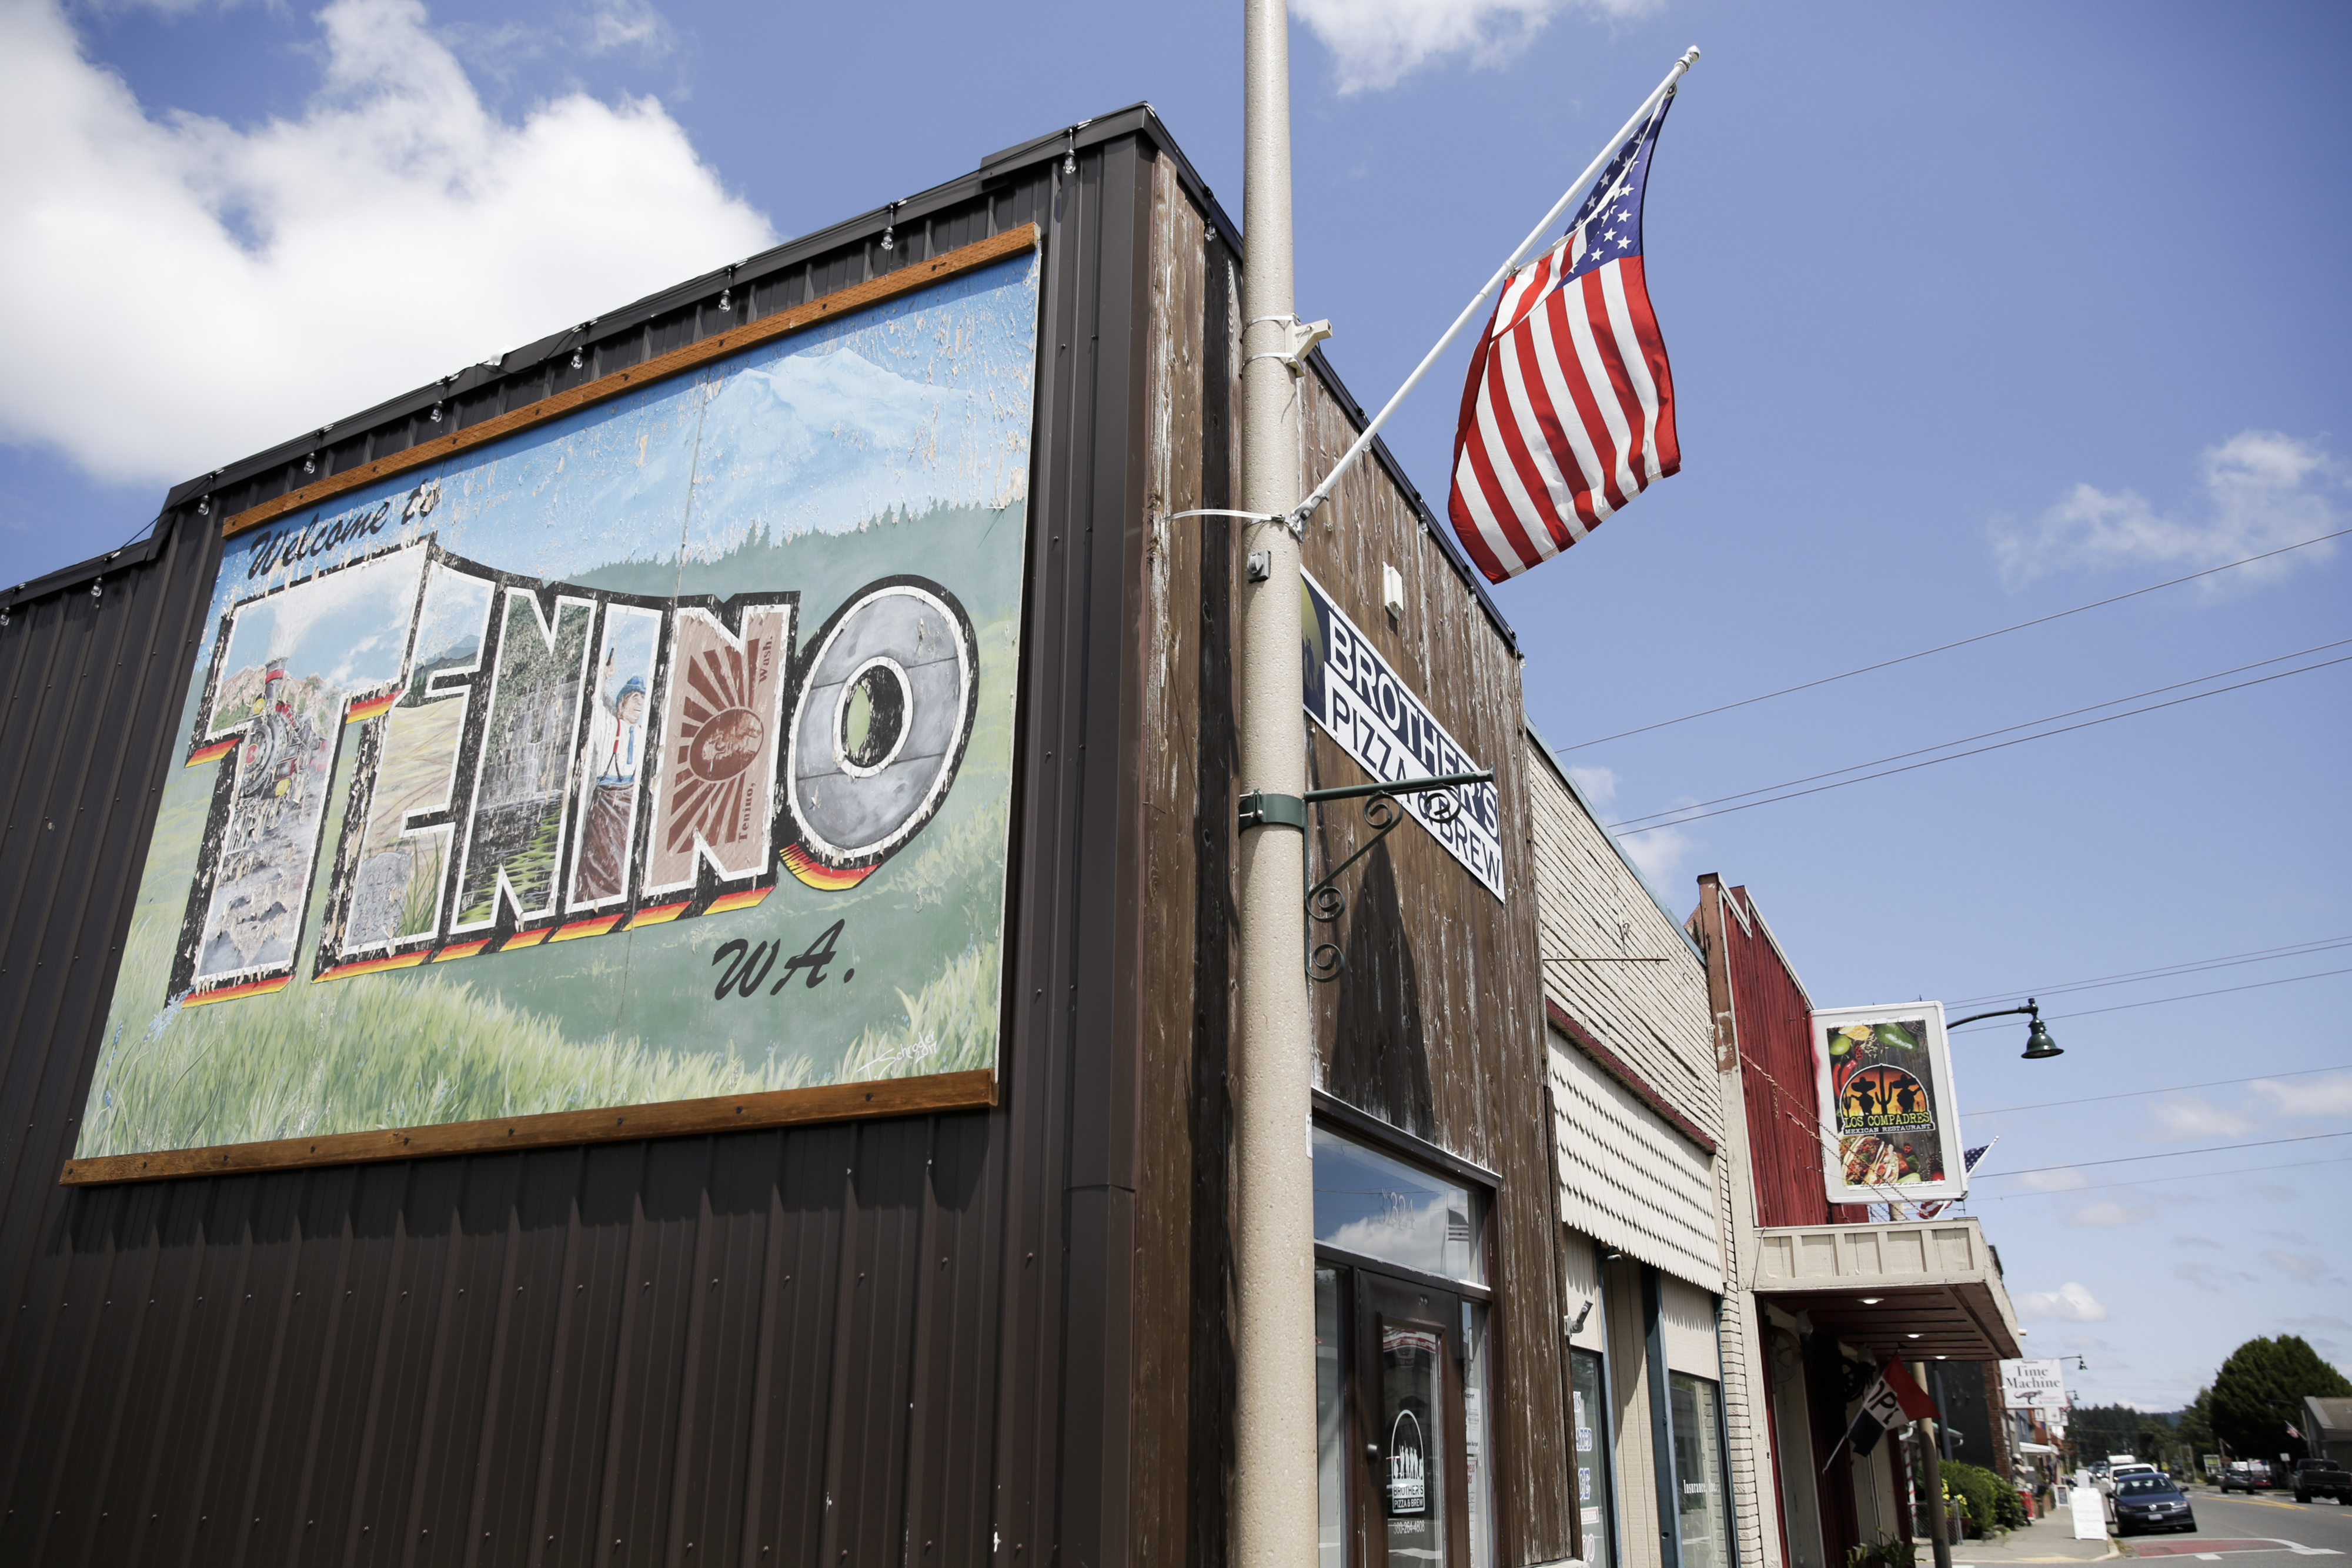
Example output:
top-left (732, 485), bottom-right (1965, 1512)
top-left (2293, 1457), bottom-right (2352, 1505)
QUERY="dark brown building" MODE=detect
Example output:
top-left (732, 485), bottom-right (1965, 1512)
top-left (0, 105), bottom-right (1572, 1568)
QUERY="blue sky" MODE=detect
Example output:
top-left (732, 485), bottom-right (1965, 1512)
top-left (4, 0), bottom-right (2346, 1410)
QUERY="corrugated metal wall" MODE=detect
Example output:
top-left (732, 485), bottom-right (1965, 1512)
top-left (0, 112), bottom-right (1178, 1567)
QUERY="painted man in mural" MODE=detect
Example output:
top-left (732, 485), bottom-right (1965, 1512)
top-left (239, 661), bottom-right (320, 826)
top-left (575, 646), bottom-right (647, 902)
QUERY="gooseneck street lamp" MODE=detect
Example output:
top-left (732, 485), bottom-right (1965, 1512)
top-left (1949, 998), bottom-right (2063, 1059)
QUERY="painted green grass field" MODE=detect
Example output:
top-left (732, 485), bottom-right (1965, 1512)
top-left (76, 507), bottom-right (1020, 1160)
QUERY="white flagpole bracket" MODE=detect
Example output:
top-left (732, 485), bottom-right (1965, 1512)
top-left (1241, 313), bottom-right (1335, 377)
top-left (1285, 45), bottom-right (1700, 536)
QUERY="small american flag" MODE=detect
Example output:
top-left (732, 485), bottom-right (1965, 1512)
top-left (1448, 96), bottom-right (1681, 583)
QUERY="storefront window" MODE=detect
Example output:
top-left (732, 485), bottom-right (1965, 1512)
top-left (1318, 1268), bottom-right (1348, 1568)
top-left (1668, 1373), bottom-right (1732, 1568)
top-left (1571, 1349), bottom-right (1614, 1568)
top-left (1312, 1125), bottom-right (1485, 1285)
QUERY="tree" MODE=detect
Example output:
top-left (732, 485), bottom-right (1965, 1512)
top-left (2179, 1388), bottom-right (2217, 1473)
top-left (2209, 1336), bottom-right (2352, 1461)
top-left (2071, 1404), bottom-right (2151, 1459)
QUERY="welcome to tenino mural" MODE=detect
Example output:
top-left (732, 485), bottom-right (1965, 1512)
top-left (75, 249), bottom-right (1040, 1163)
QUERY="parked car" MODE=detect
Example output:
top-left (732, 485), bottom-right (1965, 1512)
top-left (2293, 1457), bottom-right (2352, 1505)
top-left (2221, 1461), bottom-right (2276, 1493)
top-left (2112, 1473), bottom-right (2199, 1536)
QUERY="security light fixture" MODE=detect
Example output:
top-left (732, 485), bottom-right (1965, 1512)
top-left (1949, 997), bottom-right (2062, 1059)
top-left (1860, 1297), bottom-right (1882, 1305)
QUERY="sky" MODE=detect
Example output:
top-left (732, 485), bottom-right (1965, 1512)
top-left (4, 0), bottom-right (2347, 1411)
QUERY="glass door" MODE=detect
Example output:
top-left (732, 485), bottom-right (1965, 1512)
top-left (1358, 1273), bottom-right (1471, 1568)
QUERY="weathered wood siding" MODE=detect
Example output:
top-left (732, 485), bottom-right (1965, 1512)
top-left (1129, 148), bottom-right (1242, 1568)
top-left (1295, 354), bottom-right (1565, 1563)
top-left (1129, 150), bottom-right (1568, 1563)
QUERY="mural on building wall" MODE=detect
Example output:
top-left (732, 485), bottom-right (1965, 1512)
top-left (1810, 1001), bottom-right (1970, 1205)
top-left (76, 249), bottom-right (1040, 1162)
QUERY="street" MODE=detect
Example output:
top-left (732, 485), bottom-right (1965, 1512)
top-left (2118, 1489), bottom-right (2352, 1561)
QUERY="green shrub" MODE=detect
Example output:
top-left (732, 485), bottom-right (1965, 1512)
top-left (1939, 1462), bottom-right (2007, 1539)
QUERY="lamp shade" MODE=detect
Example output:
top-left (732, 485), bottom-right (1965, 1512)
top-left (2022, 1018), bottom-right (2062, 1059)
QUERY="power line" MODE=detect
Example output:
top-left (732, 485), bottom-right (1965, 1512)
top-left (1559, 527), bottom-right (2350, 751)
top-left (1975, 1131), bottom-right (2352, 1180)
top-left (1967, 1063), bottom-right (2352, 1118)
top-left (1949, 965), bottom-right (2352, 1029)
top-left (1949, 936), bottom-right (2352, 1008)
top-left (1608, 639), bottom-right (2350, 830)
top-left (1957, 939), bottom-right (2352, 1007)
top-left (1611, 651), bottom-right (2352, 835)
top-left (1969, 1154), bottom-right (2352, 1200)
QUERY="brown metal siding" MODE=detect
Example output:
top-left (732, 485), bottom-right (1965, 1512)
top-left (0, 115), bottom-right (1178, 1568)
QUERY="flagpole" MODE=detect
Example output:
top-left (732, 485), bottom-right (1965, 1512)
top-left (1287, 46), bottom-right (1699, 531)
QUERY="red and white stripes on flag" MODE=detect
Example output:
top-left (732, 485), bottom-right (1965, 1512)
top-left (1447, 101), bottom-right (1681, 584)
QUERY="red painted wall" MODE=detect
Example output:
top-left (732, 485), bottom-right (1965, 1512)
top-left (1722, 885), bottom-right (1868, 1228)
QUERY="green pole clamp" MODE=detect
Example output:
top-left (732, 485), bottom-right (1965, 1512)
top-left (1237, 790), bottom-right (1308, 832)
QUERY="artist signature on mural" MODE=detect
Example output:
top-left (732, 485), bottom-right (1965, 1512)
top-left (710, 920), bottom-right (851, 998)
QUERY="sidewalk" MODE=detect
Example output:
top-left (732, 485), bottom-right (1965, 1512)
top-left (1939, 1506), bottom-right (2123, 1566)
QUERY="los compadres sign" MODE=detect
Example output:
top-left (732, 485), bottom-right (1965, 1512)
top-left (1300, 571), bottom-right (1505, 901)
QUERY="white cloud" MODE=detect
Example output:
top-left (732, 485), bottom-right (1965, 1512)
top-left (2066, 1201), bottom-right (2151, 1228)
top-left (2250, 1071), bottom-right (2352, 1121)
top-left (584, 0), bottom-right (671, 56)
top-left (1289, 0), bottom-right (1661, 95)
top-left (1567, 764), bottom-right (1618, 806)
top-left (2176, 1261), bottom-right (2256, 1292)
top-left (2144, 1093), bottom-right (2255, 1144)
top-left (0, 0), bottom-right (773, 490)
top-left (1615, 820), bottom-right (1695, 906)
top-left (2017, 1282), bottom-right (2108, 1322)
top-left (2264, 1250), bottom-right (2328, 1283)
top-left (1992, 430), bottom-right (2341, 592)
top-left (2015, 1167), bottom-right (2089, 1192)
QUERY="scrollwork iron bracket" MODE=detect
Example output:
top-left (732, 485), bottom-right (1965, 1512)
top-left (1300, 769), bottom-right (1495, 983)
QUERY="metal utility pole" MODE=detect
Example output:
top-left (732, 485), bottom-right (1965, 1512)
top-left (1232, 0), bottom-right (1317, 1563)
top-left (1913, 1361), bottom-right (1955, 1568)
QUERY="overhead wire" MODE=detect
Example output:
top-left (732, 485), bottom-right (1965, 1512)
top-left (1972, 1130), bottom-right (2352, 1180)
top-left (1948, 936), bottom-right (2352, 1007)
top-left (1609, 651), bottom-right (2352, 835)
top-left (1558, 526), bottom-right (2350, 751)
top-left (1607, 638), bottom-right (2351, 830)
top-left (1947, 964), bottom-right (2352, 1030)
top-left (1967, 1154), bottom-right (2352, 1200)
top-left (1966, 1062), bottom-right (2352, 1118)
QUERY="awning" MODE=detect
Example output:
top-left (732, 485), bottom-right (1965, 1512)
top-left (2020, 1443), bottom-right (2060, 1455)
top-left (1750, 1216), bottom-right (2023, 1360)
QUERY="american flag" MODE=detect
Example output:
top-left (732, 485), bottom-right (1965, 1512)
top-left (1447, 96), bottom-right (1681, 583)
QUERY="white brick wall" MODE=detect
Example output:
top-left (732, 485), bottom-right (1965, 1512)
top-left (1526, 736), bottom-right (1720, 1141)
top-left (1529, 731), bottom-right (1776, 1568)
